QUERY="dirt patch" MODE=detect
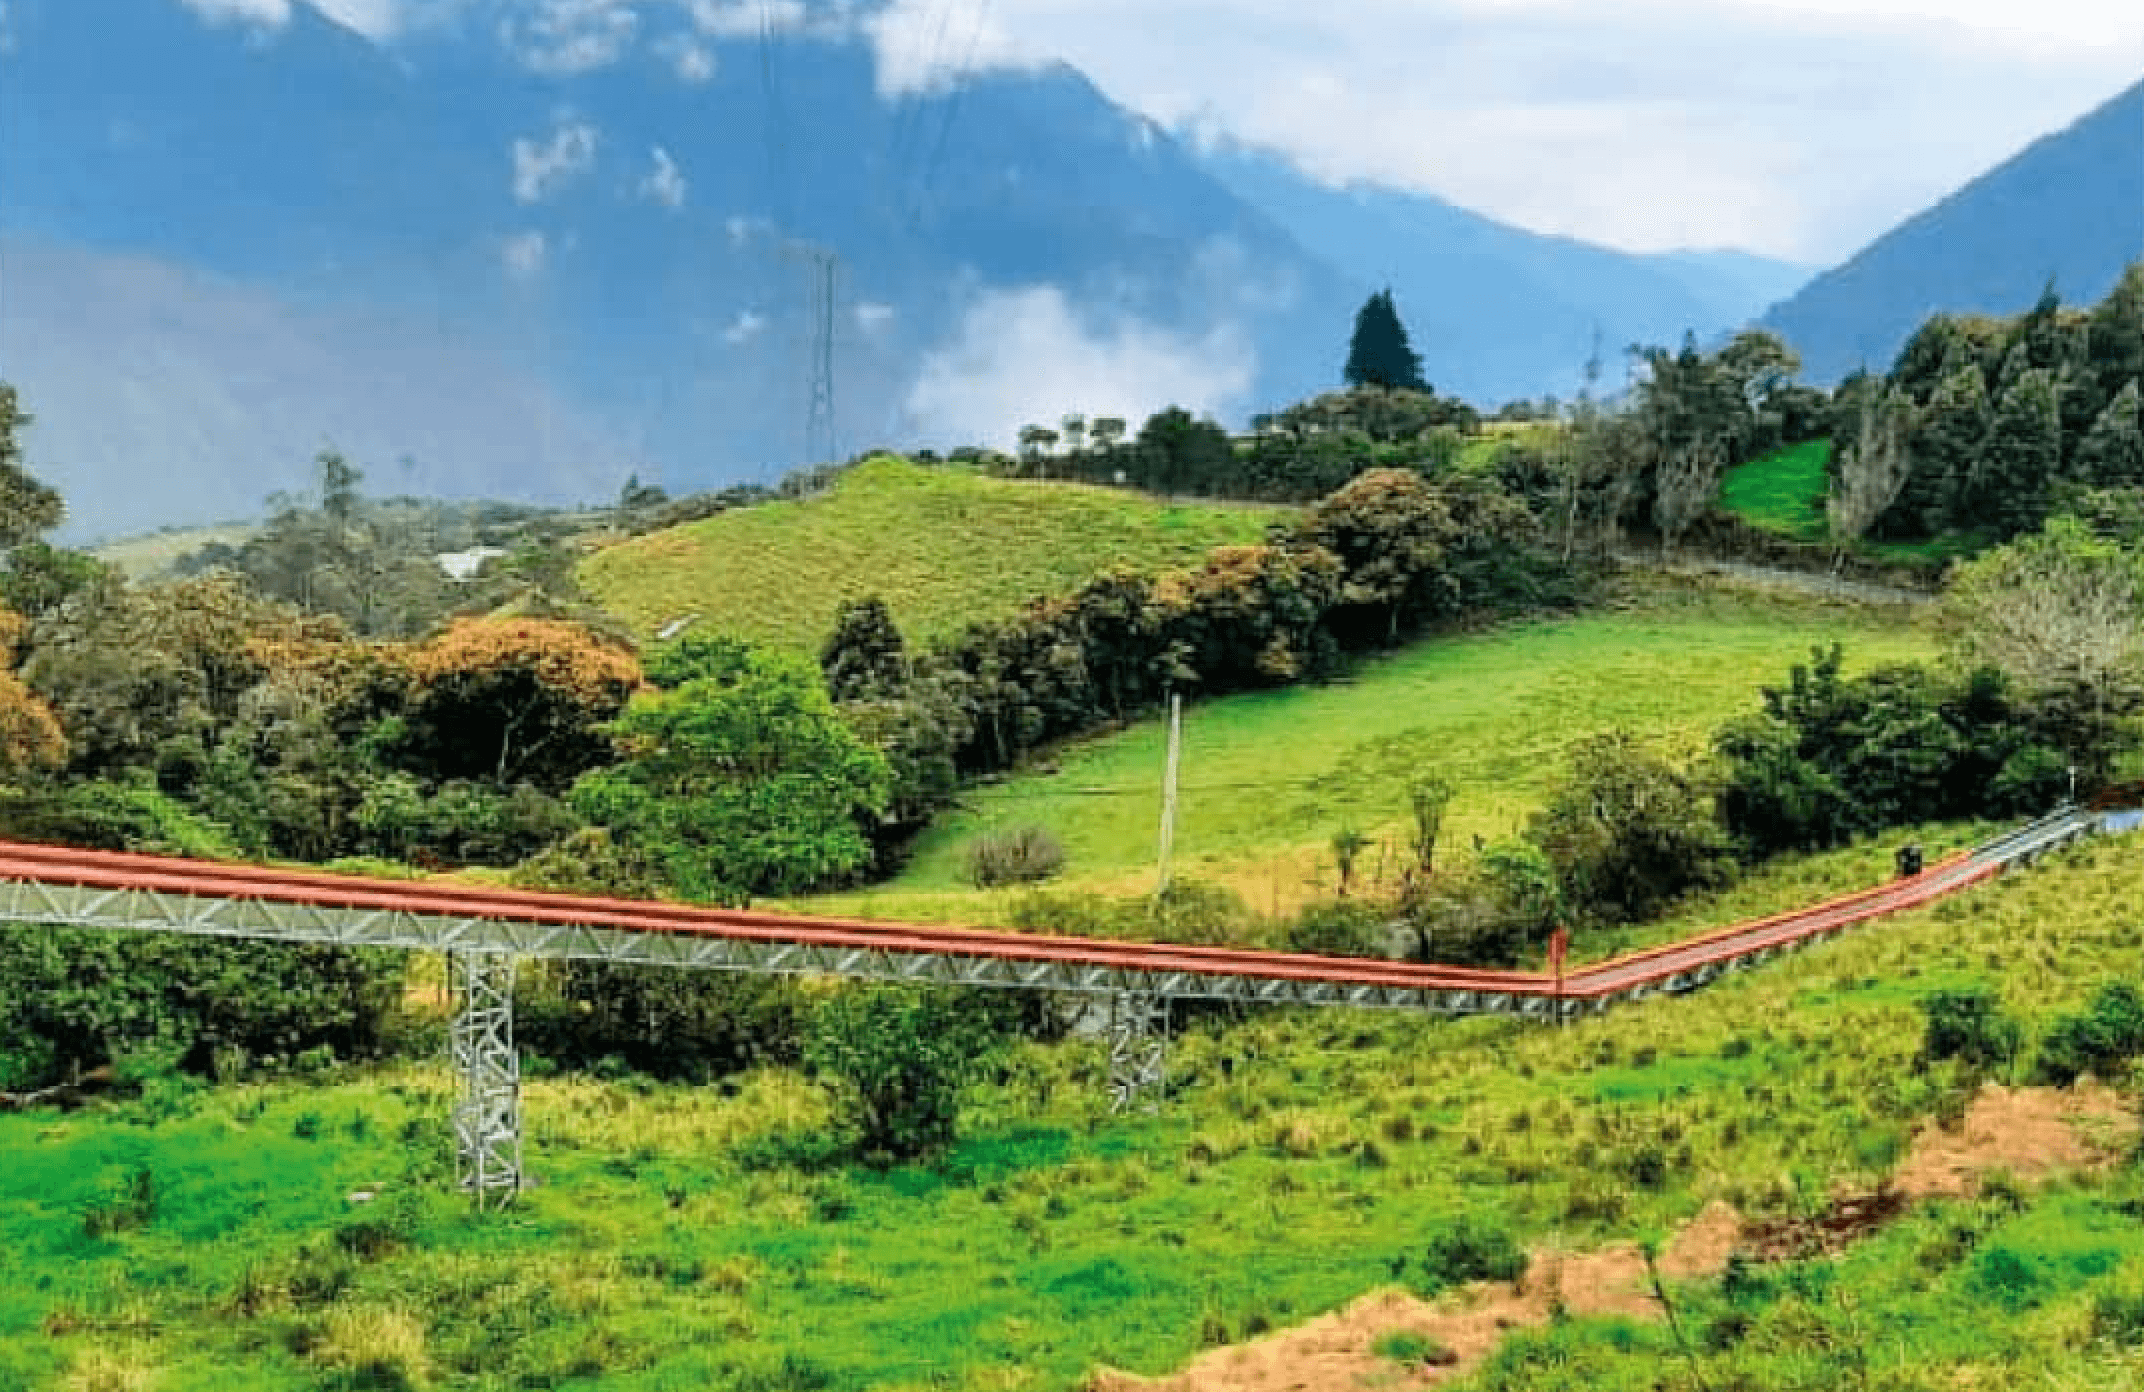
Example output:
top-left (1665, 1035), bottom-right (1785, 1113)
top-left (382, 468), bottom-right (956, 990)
top-left (1089, 1204), bottom-right (1743, 1392)
top-left (1740, 1187), bottom-right (1909, 1263)
top-left (1095, 1087), bottom-right (2139, 1392)
top-left (1895, 1081), bottom-right (2139, 1200)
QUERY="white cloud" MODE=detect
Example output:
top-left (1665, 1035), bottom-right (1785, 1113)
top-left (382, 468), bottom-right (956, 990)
top-left (512, 118), bottom-right (599, 203)
top-left (499, 0), bottom-right (638, 74)
top-left (904, 285), bottom-right (1255, 450)
top-left (856, 0), bottom-right (2144, 260)
top-left (173, 0), bottom-right (399, 36)
top-left (683, 0), bottom-right (806, 38)
top-left (501, 230), bottom-right (548, 279)
top-left (854, 301), bottom-right (896, 331)
top-left (723, 309), bottom-right (768, 345)
top-left (654, 31), bottom-right (715, 81)
top-left (177, 0), bottom-right (291, 22)
top-left (640, 146), bottom-right (688, 208)
top-left (725, 214), bottom-right (765, 246)
top-left (312, 0), bottom-right (399, 34)
top-left (866, 0), bottom-right (1032, 97)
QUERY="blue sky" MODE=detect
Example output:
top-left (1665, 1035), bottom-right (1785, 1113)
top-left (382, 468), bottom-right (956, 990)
top-left (165, 0), bottom-right (2144, 263)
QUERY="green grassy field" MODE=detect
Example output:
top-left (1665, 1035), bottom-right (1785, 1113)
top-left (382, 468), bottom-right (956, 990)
top-left (1719, 439), bottom-right (1830, 542)
top-left (806, 576), bottom-right (1936, 922)
top-left (577, 458), bottom-right (1292, 653)
top-left (4, 833), bottom-right (2138, 1391)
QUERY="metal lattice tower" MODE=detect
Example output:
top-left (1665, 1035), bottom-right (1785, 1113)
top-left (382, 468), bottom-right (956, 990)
top-left (801, 246), bottom-right (838, 466)
top-left (1106, 985), bottom-right (1170, 1112)
top-left (448, 951), bottom-right (523, 1206)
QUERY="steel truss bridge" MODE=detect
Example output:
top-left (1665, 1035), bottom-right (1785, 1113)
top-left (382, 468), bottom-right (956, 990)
top-left (0, 805), bottom-right (2117, 1204)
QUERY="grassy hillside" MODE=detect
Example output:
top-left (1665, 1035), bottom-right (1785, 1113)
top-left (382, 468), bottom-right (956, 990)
top-left (578, 457), bottom-right (1292, 653)
top-left (4, 832), bottom-right (2138, 1390)
top-left (810, 577), bottom-right (1936, 922)
top-left (89, 522), bottom-right (255, 580)
top-left (1719, 438), bottom-right (1830, 541)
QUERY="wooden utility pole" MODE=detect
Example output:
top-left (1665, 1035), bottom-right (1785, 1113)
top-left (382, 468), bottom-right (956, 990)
top-left (1154, 692), bottom-right (1183, 900)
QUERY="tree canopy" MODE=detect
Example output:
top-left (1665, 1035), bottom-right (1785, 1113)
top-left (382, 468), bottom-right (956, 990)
top-left (1344, 289), bottom-right (1429, 393)
top-left (572, 637), bottom-right (891, 902)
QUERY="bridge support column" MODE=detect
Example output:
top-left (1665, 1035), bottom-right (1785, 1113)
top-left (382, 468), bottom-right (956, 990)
top-left (1106, 986), bottom-right (1169, 1112)
top-left (448, 950), bottom-right (522, 1206)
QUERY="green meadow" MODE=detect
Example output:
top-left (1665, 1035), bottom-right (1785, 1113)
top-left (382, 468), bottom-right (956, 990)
top-left (1718, 439), bottom-right (1831, 542)
top-left (806, 576), bottom-right (1937, 922)
top-left (3, 834), bottom-right (2139, 1390)
top-left (578, 458), bottom-right (1291, 653)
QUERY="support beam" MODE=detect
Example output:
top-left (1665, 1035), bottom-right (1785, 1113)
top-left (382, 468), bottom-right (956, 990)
top-left (448, 951), bottom-right (522, 1206)
top-left (1106, 986), bottom-right (1169, 1112)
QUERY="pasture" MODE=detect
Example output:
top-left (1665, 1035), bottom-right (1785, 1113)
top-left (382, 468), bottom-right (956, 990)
top-left (808, 575), bottom-right (1937, 922)
top-left (577, 457), bottom-right (1291, 654)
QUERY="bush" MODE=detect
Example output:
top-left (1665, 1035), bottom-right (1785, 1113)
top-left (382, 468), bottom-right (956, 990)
top-left (516, 961), bottom-right (813, 1082)
top-left (966, 825), bottom-right (1066, 888)
top-left (806, 985), bottom-right (998, 1161)
top-left (1530, 732), bottom-right (1734, 924)
top-left (2092, 1269), bottom-right (2144, 1345)
top-left (0, 926), bottom-right (404, 1089)
top-left (509, 830), bottom-right (813, 1080)
top-left (2034, 980), bottom-right (2144, 1086)
top-left (1716, 647), bottom-right (2080, 857)
top-left (1283, 900), bottom-right (1388, 958)
top-left (1917, 986), bottom-right (2022, 1075)
top-left (1414, 1216), bottom-right (1528, 1293)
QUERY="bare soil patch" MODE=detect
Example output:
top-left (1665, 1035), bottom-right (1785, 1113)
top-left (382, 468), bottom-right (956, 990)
top-left (1895, 1081), bottom-right (2138, 1200)
top-left (1089, 1203), bottom-right (1740, 1392)
top-left (1096, 1086), bottom-right (2137, 1392)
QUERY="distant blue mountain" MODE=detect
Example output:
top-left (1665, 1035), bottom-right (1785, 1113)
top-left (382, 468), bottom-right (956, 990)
top-left (1194, 142), bottom-right (1814, 396)
top-left (1, 0), bottom-right (1805, 534)
top-left (1762, 80), bottom-right (2144, 383)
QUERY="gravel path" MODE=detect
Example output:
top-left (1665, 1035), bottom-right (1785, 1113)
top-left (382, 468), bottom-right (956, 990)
top-left (1615, 550), bottom-right (1935, 607)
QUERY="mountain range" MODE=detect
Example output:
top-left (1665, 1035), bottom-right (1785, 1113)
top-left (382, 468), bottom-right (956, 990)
top-left (1761, 78), bottom-right (2144, 384)
top-left (0, 0), bottom-right (2129, 537)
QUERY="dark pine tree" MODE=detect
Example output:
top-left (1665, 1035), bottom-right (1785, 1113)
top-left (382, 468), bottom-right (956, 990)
top-left (820, 595), bottom-right (908, 702)
top-left (1344, 290), bottom-right (1429, 392)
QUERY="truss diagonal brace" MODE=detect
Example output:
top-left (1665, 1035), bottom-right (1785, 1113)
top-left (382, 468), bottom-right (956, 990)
top-left (1106, 984), bottom-right (1170, 1112)
top-left (448, 950), bottom-right (522, 1206)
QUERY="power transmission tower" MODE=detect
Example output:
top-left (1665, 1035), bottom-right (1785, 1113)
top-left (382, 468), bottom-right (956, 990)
top-left (787, 243), bottom-right (839, 468)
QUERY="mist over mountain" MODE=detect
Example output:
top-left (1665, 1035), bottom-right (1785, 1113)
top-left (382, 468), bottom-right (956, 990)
top-left (1761, 79), bottom-right (2144, 384)
top-left (3, 0), bottom-right (1810, 535)
top-left (1193, 142), bottom-right (1815, 397)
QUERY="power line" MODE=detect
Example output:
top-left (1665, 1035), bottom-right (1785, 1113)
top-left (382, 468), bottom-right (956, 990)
top-left (910, 0), bottom-right (992, 224)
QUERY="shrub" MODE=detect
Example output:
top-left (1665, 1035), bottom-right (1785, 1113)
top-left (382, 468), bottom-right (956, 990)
top-left (1415, 1215), bottom-right (1528, 1293)
top-left (1283, 900), bottom-right (1388, 958)
top-left (1917, 986), bottom-right (2022, 1075)
top-left (806, 984), bottom-right (998, 1161)
top-left (966, 825), bottom-right (1066, 888)
top-left (82, 1168), bottom-right (157, 1239)
top-left (0, 926), bottom-right (404, 1089)
top-left (2034, 980), bottom-right (2144, 1086)
top-left (1372, 1330), bottom-right (1457, 1367)
top-left (510, 833), bottom-right (812, 1080)
top-left (305, 1304), bottom-right (432, 1391)
top-left (1530, 731), bottom-right (1733, 925)
top-left (1716, 647), bottom-right (2082, 857)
